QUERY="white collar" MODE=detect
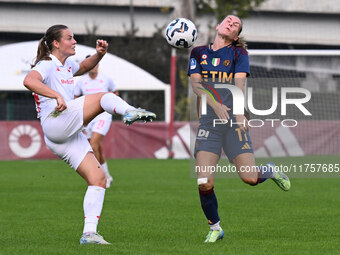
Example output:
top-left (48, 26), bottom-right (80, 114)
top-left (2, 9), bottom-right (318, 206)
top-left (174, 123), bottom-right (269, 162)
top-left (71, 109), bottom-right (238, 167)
top-left (49, 54), bottom-right (64, 67)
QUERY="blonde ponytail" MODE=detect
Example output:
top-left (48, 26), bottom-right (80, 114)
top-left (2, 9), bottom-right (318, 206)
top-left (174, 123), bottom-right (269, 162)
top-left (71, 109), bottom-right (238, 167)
top-left (233, 36), bottom-right (247, 50)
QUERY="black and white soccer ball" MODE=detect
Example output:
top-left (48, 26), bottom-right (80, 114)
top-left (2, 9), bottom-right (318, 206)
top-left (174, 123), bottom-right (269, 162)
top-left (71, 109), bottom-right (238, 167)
top-left (165, 18), bottom-right (198, 49)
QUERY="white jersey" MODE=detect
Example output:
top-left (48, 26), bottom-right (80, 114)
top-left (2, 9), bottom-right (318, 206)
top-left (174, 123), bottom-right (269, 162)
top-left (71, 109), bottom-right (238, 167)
top-left (74, 72), bottom-right (116, 96)
top-left (32, 54), bottom-right (80, 121)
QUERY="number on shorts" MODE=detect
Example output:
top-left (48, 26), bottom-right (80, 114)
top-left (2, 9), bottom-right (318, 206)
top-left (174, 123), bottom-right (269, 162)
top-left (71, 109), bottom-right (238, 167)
top-left (235, 128), bottom-right (248, 142)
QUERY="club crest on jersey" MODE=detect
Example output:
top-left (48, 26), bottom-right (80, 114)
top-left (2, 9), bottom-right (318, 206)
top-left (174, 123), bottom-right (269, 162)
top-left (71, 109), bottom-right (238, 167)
top-left (212, 58), bottom-right (220, 66)
top-left (200, 60), bottom-right (208, 65)
top-left (190, 58), bottom-right (197, 70)
top-left (223, 60), bottom-right (231, 67)
top-left (202, 54), bottom-right (208, 59)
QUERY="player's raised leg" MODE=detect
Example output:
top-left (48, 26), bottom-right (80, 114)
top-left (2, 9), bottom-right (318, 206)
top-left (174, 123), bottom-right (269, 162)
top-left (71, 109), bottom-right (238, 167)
top-left (233, 153), bottom-right (260, 185)
top-left (268, 162), bottom-right (291, 191)
top-left (83, 92), bottom-right (156, 126)
top-left (82, 92), bottom-right (106, 125)
top-left (77, 152), bottom-right (110, 244)
top-left (196, 151), bottom-right (224, 243)
top-left (122, 107), bottom-right (156, 125)
top-left (233, 153), bottom-right (291, 191)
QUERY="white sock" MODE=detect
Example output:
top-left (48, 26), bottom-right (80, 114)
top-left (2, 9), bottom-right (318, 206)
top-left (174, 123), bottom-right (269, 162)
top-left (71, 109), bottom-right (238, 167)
top-left (100, 93), bottom-right (135, 115)
top-left (101, 162), bottom-right (111, 177)
top-left (83, 186), bottom-right (106, 234)
top-left (210, 221), bottom-right (222, 231)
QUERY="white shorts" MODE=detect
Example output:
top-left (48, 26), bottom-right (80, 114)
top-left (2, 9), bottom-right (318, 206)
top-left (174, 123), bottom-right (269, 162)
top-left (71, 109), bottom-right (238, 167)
top-left (44, 132), bottom-right (92, 170)
top-left (41, 96), bottom-right (92, 170)
top-left (84, 112), bottom-right (112, 139)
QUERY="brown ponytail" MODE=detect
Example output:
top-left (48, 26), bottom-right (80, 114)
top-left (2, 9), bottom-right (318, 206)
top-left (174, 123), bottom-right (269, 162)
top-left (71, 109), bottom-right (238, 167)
top-left (31, 24), bottom-right (68, 68)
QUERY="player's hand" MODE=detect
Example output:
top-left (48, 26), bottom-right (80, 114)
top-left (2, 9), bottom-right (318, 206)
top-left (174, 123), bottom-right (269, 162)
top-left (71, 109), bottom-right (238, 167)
top-left (96, 39), bottom-right (108, 57)
top-left (235, 114), bottom-right (249, 133)
top-left (213, 104), bottom-right (230, 121)
top-left (55, 96), bottom-right (67, 112)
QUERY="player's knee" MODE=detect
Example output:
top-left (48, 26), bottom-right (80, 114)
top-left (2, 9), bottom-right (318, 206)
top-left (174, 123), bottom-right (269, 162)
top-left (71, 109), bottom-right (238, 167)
top-left (95, 174), bottom-right (106, 188)
top-left (88, 170), bottom-right (106, 188)
top-left (99, 177), bottom-right (106, 188)
top-left (198, 177), bottom-right (214, 191)
top-left (242, 177), bottom-right (258, 186)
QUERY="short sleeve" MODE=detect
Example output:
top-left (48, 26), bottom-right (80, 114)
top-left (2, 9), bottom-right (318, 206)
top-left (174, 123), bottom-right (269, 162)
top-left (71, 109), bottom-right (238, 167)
top-left (234, 48), bottom-right (250, 76)
top-left (32, 60), bottom-right (53, 81)
top-left (67, 58), bottom-right (80, 75)
top-left (108, 77), bottom-right (116, 92)
top-left (187, 47), bottom-right (202, 76)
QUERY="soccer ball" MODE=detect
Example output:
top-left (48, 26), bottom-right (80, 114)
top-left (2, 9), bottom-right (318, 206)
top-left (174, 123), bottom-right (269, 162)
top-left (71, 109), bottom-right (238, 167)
top-left (165, 18), bottom-right (198, 49)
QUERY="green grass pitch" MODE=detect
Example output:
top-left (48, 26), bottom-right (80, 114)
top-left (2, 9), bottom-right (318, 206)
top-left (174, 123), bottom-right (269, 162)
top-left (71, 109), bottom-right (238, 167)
top-left (0, 156), bottom-right (339, 255)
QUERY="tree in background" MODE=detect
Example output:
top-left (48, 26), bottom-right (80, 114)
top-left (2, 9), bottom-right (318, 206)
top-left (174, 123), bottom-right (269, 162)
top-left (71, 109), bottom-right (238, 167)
top-left (195, 0), bottom-right (267, 43)
top-left (196, 0), bottom-right (266, 21)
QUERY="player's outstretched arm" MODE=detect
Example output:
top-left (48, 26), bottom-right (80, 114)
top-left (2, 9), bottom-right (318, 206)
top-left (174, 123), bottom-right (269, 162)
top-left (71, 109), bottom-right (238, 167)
top-left (75, 40), bottom-right (108, 76)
